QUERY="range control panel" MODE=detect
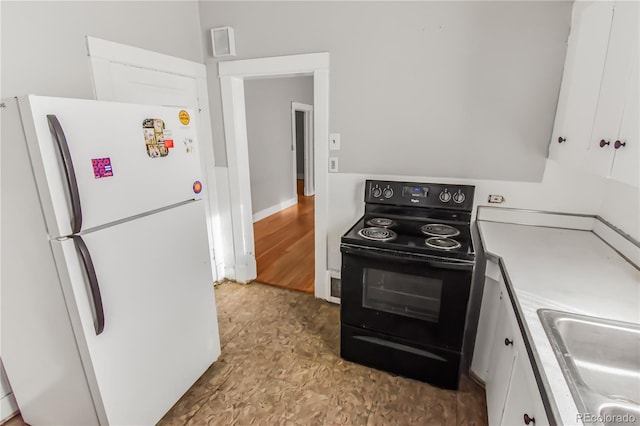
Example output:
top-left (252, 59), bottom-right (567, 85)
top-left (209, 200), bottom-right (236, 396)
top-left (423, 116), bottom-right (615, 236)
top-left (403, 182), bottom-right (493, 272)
top-left (365, 180), bottom-right (475, 211)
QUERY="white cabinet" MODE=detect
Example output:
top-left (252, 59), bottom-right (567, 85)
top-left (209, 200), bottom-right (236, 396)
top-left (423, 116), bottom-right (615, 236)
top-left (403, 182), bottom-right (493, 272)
top-left (486, 300), bottom-right (518, 426)
top-left (608, 47), bottom-right (639, 186)
top-left (549, 1), bottom-right (613, 168)
top-left (502, 353), bottom-right (549, 426)
top-left (549, 1), bottom-right (639, 187)
top-left (472, 259), bottom-right (550, 426)
top-left (585, 1), bottom-right (639, 186)
top-left (471, 261), bottom-right (502, 381)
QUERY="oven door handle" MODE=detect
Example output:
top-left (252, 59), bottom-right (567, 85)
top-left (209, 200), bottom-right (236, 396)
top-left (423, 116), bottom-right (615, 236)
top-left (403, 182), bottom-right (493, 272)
top-left (341, 244), bottom-right (474, 271)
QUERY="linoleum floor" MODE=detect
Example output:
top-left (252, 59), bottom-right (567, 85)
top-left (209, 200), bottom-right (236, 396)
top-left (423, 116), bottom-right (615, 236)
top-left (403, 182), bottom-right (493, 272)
top-left (4, 281), bottom-right (488, 426)
top-left (159, 281), bottom-right (488, 425)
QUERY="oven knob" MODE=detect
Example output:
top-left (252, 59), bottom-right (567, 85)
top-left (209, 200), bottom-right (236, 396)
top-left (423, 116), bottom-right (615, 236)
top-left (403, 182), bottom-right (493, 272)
top-left (453, 191), bottom-right (465, 204)
top-left (383, 187), bottom-right (394, 199)
top-left (439, 190), bottom-right (451, 203)
top-left (372, 186), bottom-right (382, 198)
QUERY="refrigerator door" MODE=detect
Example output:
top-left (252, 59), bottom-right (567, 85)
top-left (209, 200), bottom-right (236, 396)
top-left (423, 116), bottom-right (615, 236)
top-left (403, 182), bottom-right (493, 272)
top-left (52, 201), bottom-right (220, 425)
top-left (19, 95), bottom-right (204, 237)
top-left (1, 97), bottom-right (100, 426)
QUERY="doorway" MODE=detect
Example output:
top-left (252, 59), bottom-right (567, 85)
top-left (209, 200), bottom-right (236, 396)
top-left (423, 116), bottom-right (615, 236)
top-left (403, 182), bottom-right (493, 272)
top-left (244, 77), bottom-right (315, 293)
top-left (292, 102), bottom-right (314, 197)
top-left (218, 53), bottom-right (331, 301)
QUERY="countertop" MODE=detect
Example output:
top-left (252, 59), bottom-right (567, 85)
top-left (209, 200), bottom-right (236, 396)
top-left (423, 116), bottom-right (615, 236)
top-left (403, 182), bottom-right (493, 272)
top-left (477, 214), bottom-right (640, 426)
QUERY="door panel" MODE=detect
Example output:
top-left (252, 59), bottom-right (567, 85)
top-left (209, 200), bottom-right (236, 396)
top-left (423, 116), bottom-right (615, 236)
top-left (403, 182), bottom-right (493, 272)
top-left (24, 96), bottom-right (204, 236)
top-left (109, 63), bottom-right (199, 108)
top-left (611, 46), bottom-right (639, 186)
top-left (486, 300), bottom-right (518, 426)
top-left (55, 201), bottom-right (219, 425)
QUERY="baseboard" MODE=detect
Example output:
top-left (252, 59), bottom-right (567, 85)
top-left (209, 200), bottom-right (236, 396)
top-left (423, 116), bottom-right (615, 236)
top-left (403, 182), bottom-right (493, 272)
top-left (0, 392), bottom-right (18, 424)
top-left (252, 197), bottom-right (298, 223)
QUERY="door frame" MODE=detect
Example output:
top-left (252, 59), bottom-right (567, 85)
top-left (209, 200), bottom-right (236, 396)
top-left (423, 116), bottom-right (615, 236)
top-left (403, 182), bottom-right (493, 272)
top-left (85, 36), bottom-right (224, 282)
top-left (218, 53), bottom-right (331, 300)
top-left (291, 102), bottom-right (314, 197)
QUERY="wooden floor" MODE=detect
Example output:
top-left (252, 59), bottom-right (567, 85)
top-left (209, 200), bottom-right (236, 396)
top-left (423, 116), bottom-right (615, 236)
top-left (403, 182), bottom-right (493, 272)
top-left (253, 180), bottom-right (314, 293)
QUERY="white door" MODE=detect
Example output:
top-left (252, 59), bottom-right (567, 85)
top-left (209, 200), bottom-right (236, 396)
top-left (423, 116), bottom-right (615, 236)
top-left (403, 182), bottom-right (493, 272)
top-left (53, 201), bottom-right (220, 425)
top-left (86, 37), bottom-right (224, 282)
top-left (22, 96), bottom-right (204, 237)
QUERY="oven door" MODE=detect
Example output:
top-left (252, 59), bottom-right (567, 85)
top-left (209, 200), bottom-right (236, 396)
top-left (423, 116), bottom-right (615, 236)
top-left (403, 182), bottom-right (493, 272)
top-left (340, 243), bottom-right (474, 351)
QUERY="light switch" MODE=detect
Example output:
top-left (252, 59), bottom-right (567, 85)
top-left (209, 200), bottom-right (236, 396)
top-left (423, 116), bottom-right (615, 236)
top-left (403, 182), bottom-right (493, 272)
top-left (329, 157), bottom-right (339, 173)
top-left (329, 133), bottom-right (341, 150)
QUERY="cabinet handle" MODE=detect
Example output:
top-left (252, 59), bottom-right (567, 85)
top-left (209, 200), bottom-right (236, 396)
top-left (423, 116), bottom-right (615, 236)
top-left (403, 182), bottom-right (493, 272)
top-left (599, 139), bottom-right (611, 148)
top-left (504, 338), bottom-right (513, 346)
top-left (614, 140), bottom-right (626, 149)
top-left (524, 413), bottom-right (535, 424)
top-left (558, 136), bottom-right (566, 143)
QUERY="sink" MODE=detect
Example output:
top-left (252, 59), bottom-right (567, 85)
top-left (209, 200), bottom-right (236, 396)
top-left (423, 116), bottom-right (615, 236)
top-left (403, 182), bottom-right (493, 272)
top-left (538, 309), bottom-right (640, 426)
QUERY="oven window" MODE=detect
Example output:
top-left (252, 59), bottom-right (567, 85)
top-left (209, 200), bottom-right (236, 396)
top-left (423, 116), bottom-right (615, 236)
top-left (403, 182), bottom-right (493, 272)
top-left (362, 268), bottom-right (442, 322)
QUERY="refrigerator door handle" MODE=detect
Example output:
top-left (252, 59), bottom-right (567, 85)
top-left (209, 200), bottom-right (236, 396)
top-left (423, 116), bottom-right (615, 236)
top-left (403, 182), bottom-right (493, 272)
top-left (72, 236), bottom-right (105, 335)
top-left (47, 114), bottom-right (82, 234)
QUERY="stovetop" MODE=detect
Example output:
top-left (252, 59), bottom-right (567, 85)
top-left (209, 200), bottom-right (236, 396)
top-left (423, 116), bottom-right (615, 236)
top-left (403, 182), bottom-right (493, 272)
top-left (341, 214), bottom-right (474, 261)
top-left (340, 180), bottom-right (476, 262)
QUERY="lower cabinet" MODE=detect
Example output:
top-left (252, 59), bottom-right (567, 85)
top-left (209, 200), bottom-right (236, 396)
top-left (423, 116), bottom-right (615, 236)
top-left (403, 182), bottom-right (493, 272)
top-left (502, 353), bottom-right (549, 426)
top-left (472, 260), bottom-right (549, 426)
top-left (486, 301), bottom-right (517, 425)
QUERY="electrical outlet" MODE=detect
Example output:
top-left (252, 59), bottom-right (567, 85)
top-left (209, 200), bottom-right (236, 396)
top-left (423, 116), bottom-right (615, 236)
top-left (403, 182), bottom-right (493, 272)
top-left (488, 194), bottom-right (505, 203)
top-left (329, 157), bottom-right (339, 173)
top-left (329, 133), bottom-right (341, 150)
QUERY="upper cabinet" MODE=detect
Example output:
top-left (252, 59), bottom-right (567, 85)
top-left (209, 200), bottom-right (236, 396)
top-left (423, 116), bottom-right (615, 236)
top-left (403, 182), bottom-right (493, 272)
top-left (549, 1), bottom-right (639, 187)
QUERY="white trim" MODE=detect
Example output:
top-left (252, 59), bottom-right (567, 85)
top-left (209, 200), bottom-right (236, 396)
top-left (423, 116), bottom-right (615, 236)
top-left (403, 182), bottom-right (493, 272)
top-left (85, 36), bottom-right (224, 282)
top-left (476, 206), bottom-right (595, 230)
top-left (219, 53), bottom-right (330, 300)
top-left (219, 53), bottom-right (328, 78)
top-left (291, 102), bottom-right (314, 197)
top-left (1, 393), bottom-right (18, 424)
top-left (592, 219), bottom-right (640, 267)
top-left (86, 36), bottom-right (206, 78)
top-left (252, 197), bottom-right (298, 223)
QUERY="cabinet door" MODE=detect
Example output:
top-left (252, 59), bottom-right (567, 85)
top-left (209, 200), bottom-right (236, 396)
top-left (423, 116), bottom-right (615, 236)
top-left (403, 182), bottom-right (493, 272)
top-left (486, 298), bottom-right (518, 426)
top-left (548, 1), bottom-right (613, 168)
top-left (502, 353), bottom-right (550, 426)
top-left (586, 1), bottom-right (639, 178)
top-left (610, 46), bottom-right (639, 186)
top-left (471, 275), bottom-right (501, 381)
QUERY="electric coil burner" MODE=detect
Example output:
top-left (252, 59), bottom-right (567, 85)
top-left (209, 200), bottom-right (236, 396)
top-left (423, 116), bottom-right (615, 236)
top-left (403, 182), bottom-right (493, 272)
top-left (366, 217), bottom-right (396, 228)
top-left (357, 227), bottom-right (397, 241)
top-left (425, 236), bottom-right (462, 250)
top-left (340, 179), bottom-right (476, 390)
top-left (421, 223), bottom-right (460, 238)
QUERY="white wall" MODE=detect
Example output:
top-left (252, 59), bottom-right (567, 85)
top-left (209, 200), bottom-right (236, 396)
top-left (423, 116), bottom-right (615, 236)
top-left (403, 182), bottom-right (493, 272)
top-left (597, 179), bottom-right (640, 241)
top-left (244, 76), bottom-right (313, 217)
top-left (326, 161), bottom-right (612, 271)
top-left (199, 1), bottom-right (571, 183)
top-left (0, 0), bottom-right (206, 417)
top-left (1, 1), bottom-right (204, 99)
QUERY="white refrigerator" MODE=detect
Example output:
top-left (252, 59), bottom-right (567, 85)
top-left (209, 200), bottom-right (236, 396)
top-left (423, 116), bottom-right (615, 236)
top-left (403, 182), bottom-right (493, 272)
top-left (1, 95), bottom-right (221, 425)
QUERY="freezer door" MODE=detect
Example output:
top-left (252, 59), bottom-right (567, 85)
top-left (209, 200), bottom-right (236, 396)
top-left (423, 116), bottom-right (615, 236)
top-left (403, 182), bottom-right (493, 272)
top-left (52, 201), bottom-right (220, 425)
top-left (20, 95), bottom-right (204, 237)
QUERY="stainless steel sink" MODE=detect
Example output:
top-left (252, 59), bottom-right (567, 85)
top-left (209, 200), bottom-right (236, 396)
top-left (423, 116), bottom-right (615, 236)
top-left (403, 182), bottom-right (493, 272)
top-left (538, 309), bottom-right (640, 426)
